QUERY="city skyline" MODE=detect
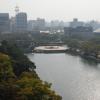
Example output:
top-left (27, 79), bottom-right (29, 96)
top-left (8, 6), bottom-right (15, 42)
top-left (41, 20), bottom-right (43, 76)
top-left (0, 0), bottom-right (100, 22)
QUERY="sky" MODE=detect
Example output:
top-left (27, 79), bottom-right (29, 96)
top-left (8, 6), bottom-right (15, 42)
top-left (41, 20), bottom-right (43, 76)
top-left (0, 0), bottom-right (100, 21)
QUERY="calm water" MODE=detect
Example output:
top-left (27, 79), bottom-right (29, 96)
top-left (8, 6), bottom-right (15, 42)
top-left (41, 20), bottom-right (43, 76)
top-left (27, 53), bottom-right (100, 100)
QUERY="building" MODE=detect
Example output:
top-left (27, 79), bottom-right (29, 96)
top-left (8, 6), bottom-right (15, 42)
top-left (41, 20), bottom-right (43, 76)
top-left (10, 17), bottom-right (16, 32)
top-left (28, 20), bottom-right (34, 31)
top-left (85, 20), bottom-right (100, 30)
top-left (28, 20), bottom-right (38, 31)
top-left (28, 18), bottom-right (45, 31)
top-left (64, 26), bottom-right (93, 36)
top-left (0, 13), bottom-right (10, 33)
top-left (36, 18), bottom-right (45, 30)
top-left (15, 12), bottom-right (27, 32)
top-left (51, 20), bottom-right (60, 27)
top-left (64, 26), bottom-right (93, 33)
top-left (70, 18), bottom-right (84, 28)
top-left (50, 20), bottom-right (65, 28)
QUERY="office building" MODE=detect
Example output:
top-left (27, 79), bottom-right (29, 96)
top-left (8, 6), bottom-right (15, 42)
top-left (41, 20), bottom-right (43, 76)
top-left (15, 12), bottom-right (27, 32)
top-left (70, 18), bottom-right (84, 28)
top-left (36, 18), bottom-right (45, 30)
top-left (28, 18), bottom-right (45, 31)
top-left (0, 13), bottom-right (10, 32)
top-left (10, 17), bottom-right (16, 32)
top-left (64, 26), bottom-right (93, 36)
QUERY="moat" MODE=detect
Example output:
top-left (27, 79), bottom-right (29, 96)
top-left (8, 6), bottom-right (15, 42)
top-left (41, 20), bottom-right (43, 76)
top-left (27, 53), bottom-right (100, 100)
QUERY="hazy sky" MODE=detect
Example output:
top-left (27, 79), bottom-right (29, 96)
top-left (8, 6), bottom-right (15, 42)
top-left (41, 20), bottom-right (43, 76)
top-left (0, 0), bottom-right (100, 21)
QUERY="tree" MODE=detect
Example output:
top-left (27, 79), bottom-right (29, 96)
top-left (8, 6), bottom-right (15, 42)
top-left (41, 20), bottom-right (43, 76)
top-left (0, 41), bottom-right (62, 100)
top-left (0, 40), bottom-right (36, 76)
top-left (0, 53), bottom-right (15, 81)
top-left (16, 72), bottom-right (62, 100)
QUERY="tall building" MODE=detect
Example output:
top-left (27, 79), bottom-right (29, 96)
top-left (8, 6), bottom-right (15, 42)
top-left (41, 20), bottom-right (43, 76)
top-left (15, 12), bottom-right (27, 32)
top-left (70, 18), bottom-right (84, 28)
top-left (28, 20), bottom-right (37, 31)
top-left (36, 18), bottom-right (45, 30)
top-left (10, 17), bottom-right (16, 32)
top-left (0, 13), bottom-right (10, 32)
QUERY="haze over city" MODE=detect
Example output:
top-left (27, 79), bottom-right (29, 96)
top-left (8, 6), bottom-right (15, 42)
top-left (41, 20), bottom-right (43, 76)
top-left (1, 0), bottom-right (100, 21)
top-left (0, 0), bottom-right (100, 100)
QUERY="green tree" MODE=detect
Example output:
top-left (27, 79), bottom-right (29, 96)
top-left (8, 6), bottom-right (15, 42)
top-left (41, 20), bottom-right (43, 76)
top-left (0, 40), bottom-right (36, 76)
top-left (0, 53), bottom-right (15, 81)
top-left (16, 72), bottom-right (62, 100)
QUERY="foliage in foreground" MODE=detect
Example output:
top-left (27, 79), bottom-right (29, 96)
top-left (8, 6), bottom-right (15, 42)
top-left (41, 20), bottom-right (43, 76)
top-left (0, 41), bottom-right (62, 100)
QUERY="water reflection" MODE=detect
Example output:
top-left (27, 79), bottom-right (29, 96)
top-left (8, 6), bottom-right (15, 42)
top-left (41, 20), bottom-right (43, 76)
top-left (27, 53), bottom-right (100, 100)
top-left (80, 58), bottom-right (99, 66)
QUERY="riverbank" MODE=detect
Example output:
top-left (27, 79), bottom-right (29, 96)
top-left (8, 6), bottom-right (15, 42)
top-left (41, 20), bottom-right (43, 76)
top-left (66, 49), bottom-right (100, 63)
top-left (33, 45), bottom-right (100, 63)
top-left (33, 49), bottom-right (67, 53)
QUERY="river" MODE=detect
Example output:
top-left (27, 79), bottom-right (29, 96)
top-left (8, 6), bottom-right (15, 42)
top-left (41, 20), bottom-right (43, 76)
top-left (27, 53), bottom-right (100, 100)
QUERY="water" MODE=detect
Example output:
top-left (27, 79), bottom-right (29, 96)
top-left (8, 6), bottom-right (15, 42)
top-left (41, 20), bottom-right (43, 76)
top-left (27, 53), bottom-right (100, 100)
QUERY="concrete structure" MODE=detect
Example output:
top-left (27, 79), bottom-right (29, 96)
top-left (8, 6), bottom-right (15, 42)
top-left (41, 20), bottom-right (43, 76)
top-left (28, 18), bottom-right (45, 31)
top-left (85, 21), bottom-right (100, 30)
top-left (28, 20), bottom-right (37, 31)
top-left (50, 20), bottom-right (64, 29)
top-left (10, 17), bottom-right (16, 32)
top-left (15, 12), bottom-right (27, 32)
top-left (64, 26), bottom-right (93, 33)
top-left (64, 26), bottom-right (93, 36)
top-left (0, 13), bottom-right (10, 32)
top-left (51, 20), bottom-right (60, 27)
top-left (70, 18), bottom-right (84, 28)
top-left (28, 20), bottom-right (34, 31)
top-left (36, 18), bottom-right (45, 30)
